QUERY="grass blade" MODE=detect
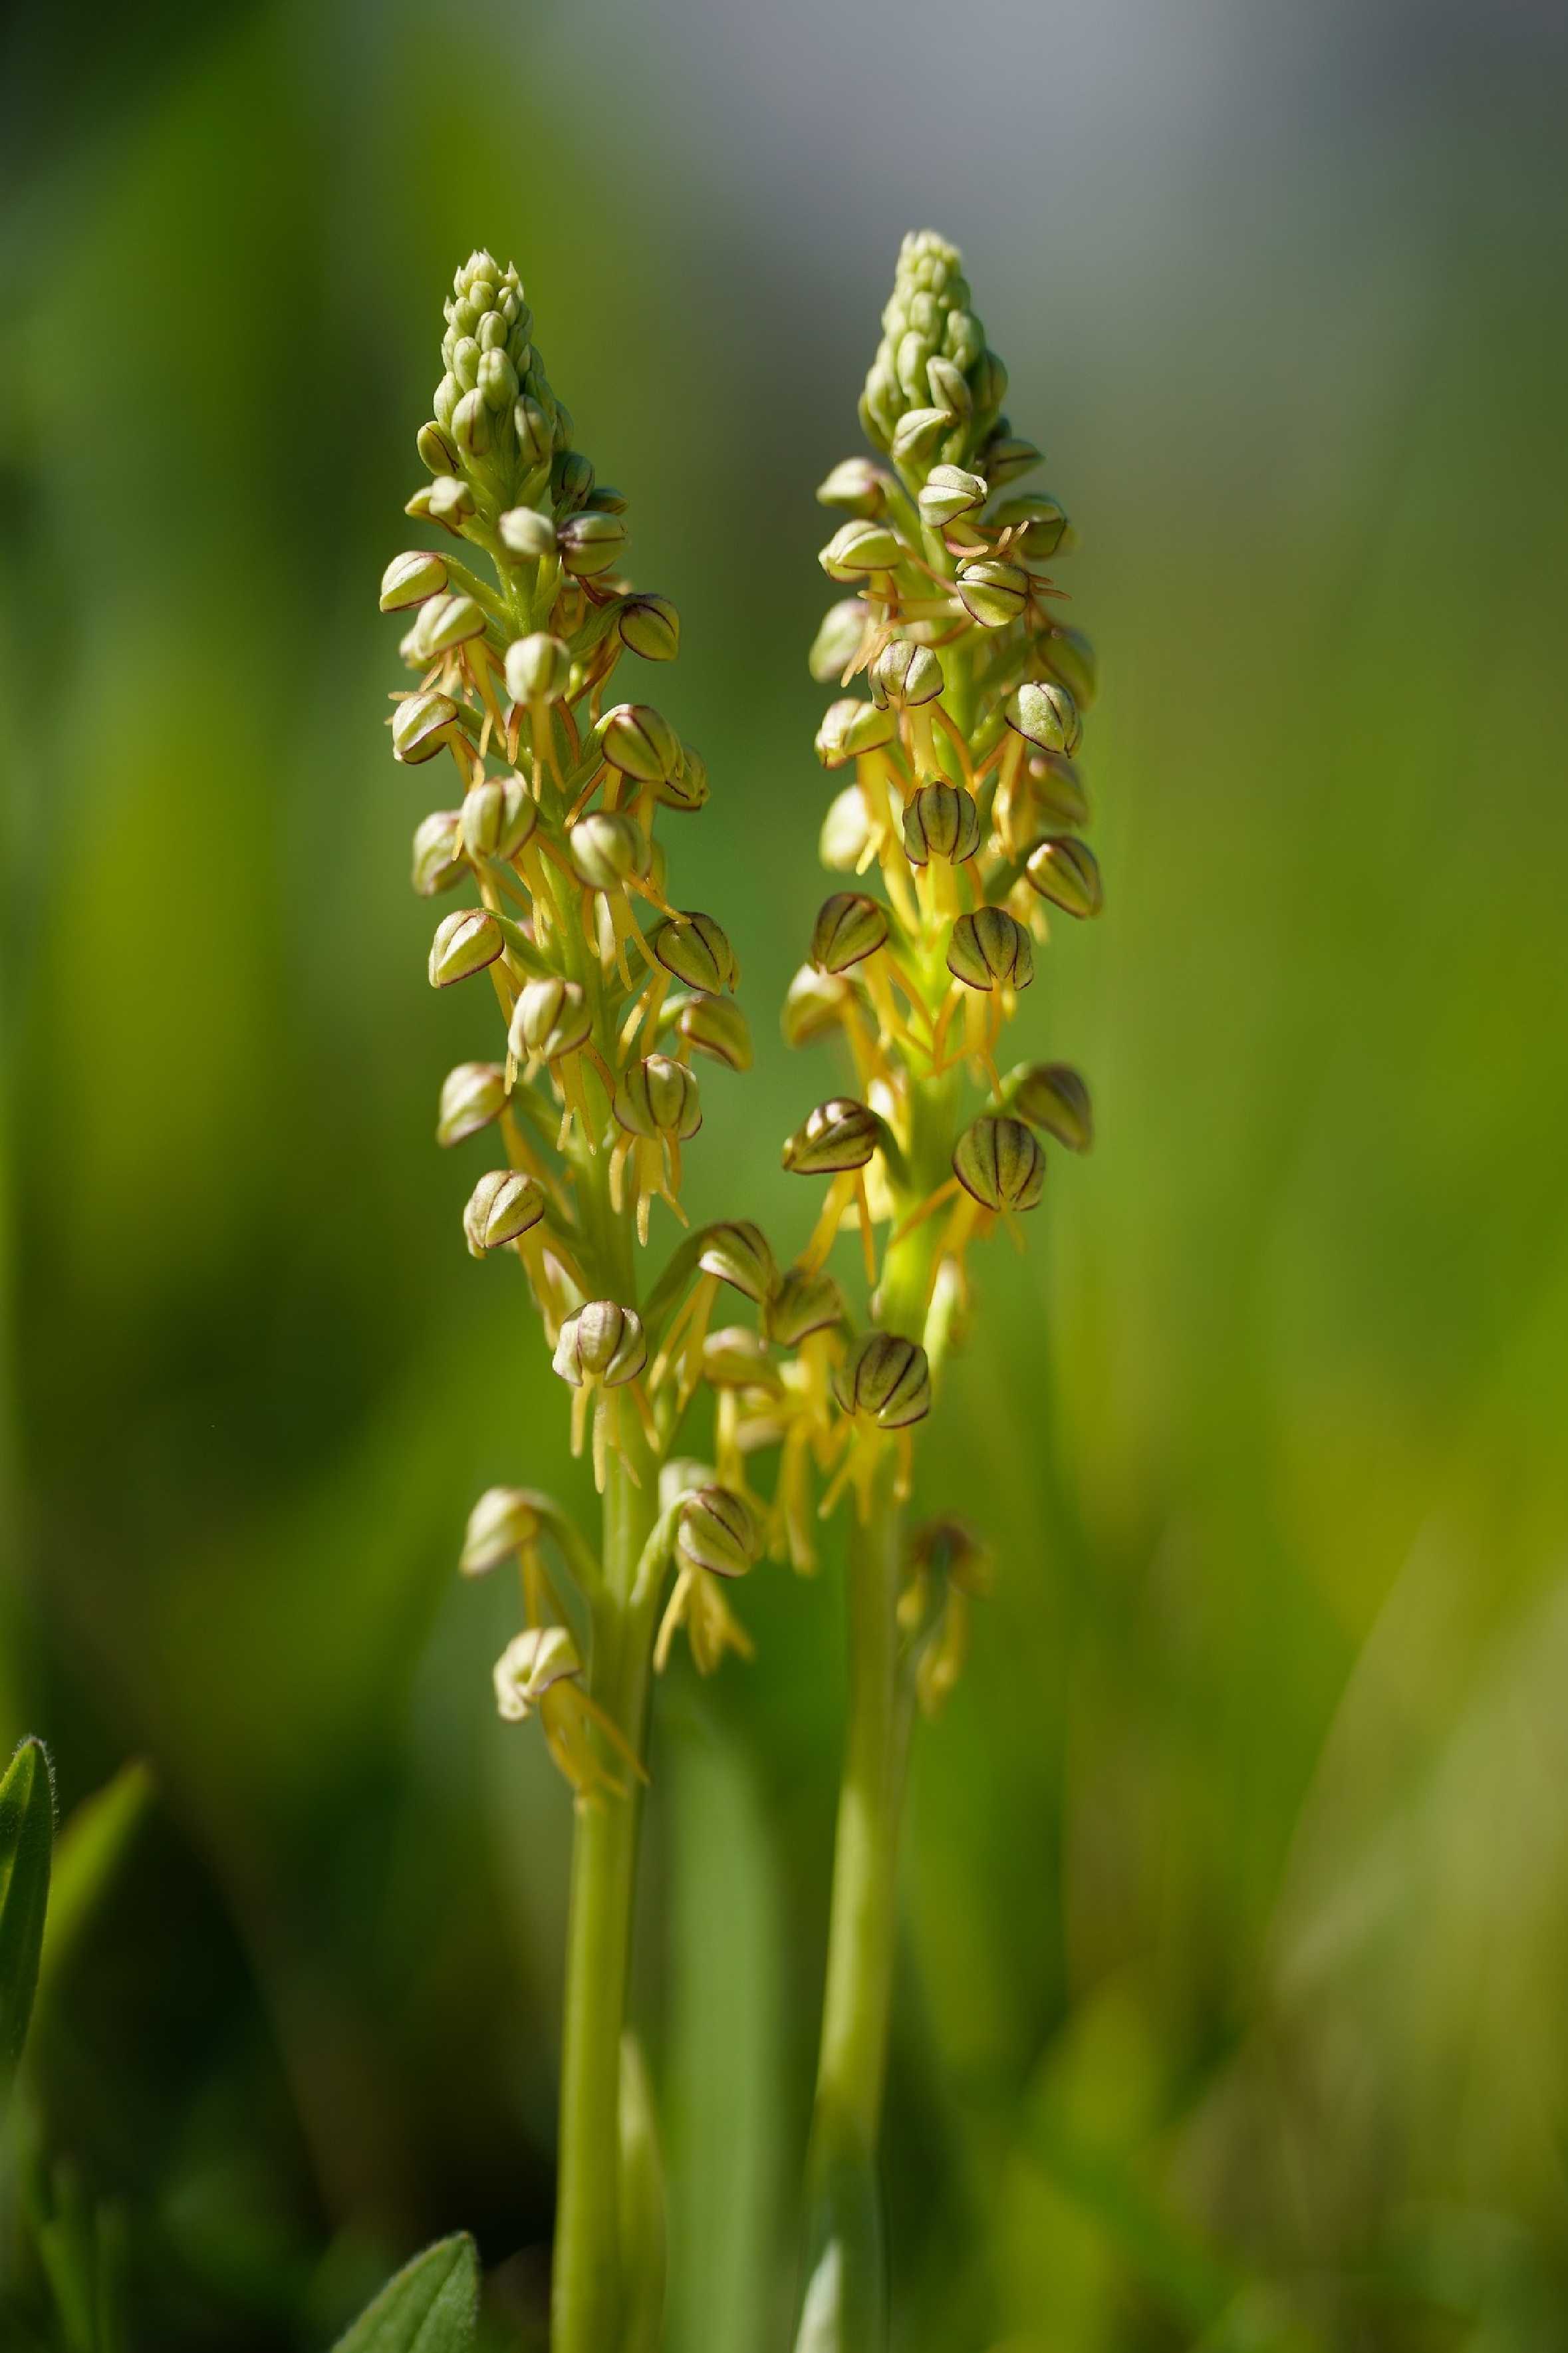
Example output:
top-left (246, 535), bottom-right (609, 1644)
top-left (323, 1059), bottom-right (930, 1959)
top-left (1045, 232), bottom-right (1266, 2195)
top-left (0, 1736), bottom-right (56, 2098)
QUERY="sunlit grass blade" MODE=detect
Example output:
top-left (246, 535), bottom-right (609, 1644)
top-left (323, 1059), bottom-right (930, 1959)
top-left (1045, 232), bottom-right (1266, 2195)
top-left (38, 1761), bottom-right (154, 2003)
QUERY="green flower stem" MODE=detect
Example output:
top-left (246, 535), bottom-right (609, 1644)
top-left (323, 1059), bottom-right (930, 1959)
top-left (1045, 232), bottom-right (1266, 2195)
top-left (553, 1143), bottom-right (662, 2353)
top-left (553, 1444), bottom-right (659, 2353)
top-left (813, 1462), bottom-right (907, 2152)
top-left (801, 1210), bottom-right (939, 2350)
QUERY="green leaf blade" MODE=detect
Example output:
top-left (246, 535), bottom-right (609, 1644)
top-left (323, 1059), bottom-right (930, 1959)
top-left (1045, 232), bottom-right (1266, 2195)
top-left (0, 1736), bottom-right (57, 2091)
top-left (330, 2233), bottom-right (479, 2353)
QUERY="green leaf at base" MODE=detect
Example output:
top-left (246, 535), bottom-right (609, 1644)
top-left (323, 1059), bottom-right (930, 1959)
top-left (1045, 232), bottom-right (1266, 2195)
top-left (330, 2233), bottom-right (479, 2353)
top-left (0, 1737), bottom-right (56, 2098)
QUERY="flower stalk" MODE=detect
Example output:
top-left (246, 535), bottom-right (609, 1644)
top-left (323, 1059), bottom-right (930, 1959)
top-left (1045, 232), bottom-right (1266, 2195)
top-left (381, 250), bottom-right (802, 2353)
top-left (781, 230), bottom-right (1104, 2345)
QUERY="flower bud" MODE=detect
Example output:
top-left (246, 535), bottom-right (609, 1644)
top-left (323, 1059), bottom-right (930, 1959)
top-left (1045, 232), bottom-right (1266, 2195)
top-left (833, 1332), bottom-right (931, 1429)
top-left (596, 702), bottom-right (682, 785)
top-left (477, 347), bottom-right (518, 412)
top-left (429, 906), bottom-right (503, 988)
top-left (614, 1055), bottom-right (702, 1141)
top-left (947, 906), bottom-right (1035, 991)
top-left (658, 743), bottom-right (708, 813)
top-left (698, 1220), bottom-right (778, 1304)
top-left (676, 992), bottom-right (752, 1071)
top-left (1006, 680), bottom-right (1082, 758)
top-left (505, 632), bottom-right (571, 705)
top-left (617, 593), bottom-right (680, 662)
top-left (700, 1327), bottom-right (781, 1393)
top-left (514, 396), bottom-right (553, 468)
top-left (553, 450), bottom-right (594, 511)
top-left (553, 1301), bottom-right (647, 1388)
top-left (870, 638), bottom-right (944, 708)
top-left (452, 388), bottom-right (491, 457)
top-left (992, 491), bottom-right (1075, 555)
top-left (817, 457), bottom-right (892, 514)
top-left (461, 1484), bottom-right (550, 1575)
top-left (510, 976), bottom-right (592, 1063)
top-left (781, 964), bottom-right (852, 1048)
top-left (559, 509), bottom-right (628, 579)
top-left (380, 549), bottom-right (448, 611)
top-left (953, 1115), bottom-right (1045, 1212)
top-left (820, 785), bottom-right (874, 871)
top-left (499, 506), bottom-right (557, 561)
top-left (1012, 1063), bottom-right (1094, 1151)
top-left (926, 354), bottom-right (972, 422)
top-left (815, 698), bottom-right (896, 767)
top-left (392, 690), bottom-right (461, 764)
top-left (890, 407), bottom-right (954, 465)
top-left (417, 422), bottom-right (460, 475)
top-left (956, 559), bottom-right (1029, 628)
top-left (463, 771), bottom-right (537, 861)
top-left (767, 1264), bottom-right (845, 1346)
top-left (902, 781), bottom-right (980, 865)
top-left (1023, 752), bottom-right (1089, 831)
top-left (820, 519), bottom-right (904, 581)
top-left (1037, 624), bottom-right (1098, 711)
top-left (569, 811), bottom-right (650, 890)
top-left (412, 808), bottom-right (466, 897)
top-left (437, 1061), bottom-right (507, 1147)
top-left (918, 465), bottom-right (987, 527)
top-left (1024, 836), bottom-right (1103, 918)
top-left (811, 891), bottom-right (889, 974)
top-left (412, 593), bottom-right (487, 660)
top-left (426, 475), bottom-right (476, 528)
top-left (676, 1486), bottom-right (759, 1580)
top-left (463, 1168), bottom-right (547, 1256)
top-left (968, 348), bottom-right (1008, 424)
top-left (980, 431), bottom-right (1043, 487)
top-left (494, 1624), bottom-right (582, 1719)
top-left (809, 599), bottom-right (870, 684)
top-left (651, 912), bottom-right (738, 993)
top-left (782, 1097), bottom-right (880, 1175)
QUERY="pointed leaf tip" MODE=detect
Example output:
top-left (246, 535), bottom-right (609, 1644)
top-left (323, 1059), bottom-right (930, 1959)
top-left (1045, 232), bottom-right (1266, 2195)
top-left (330, 2232), bottom-right (479, 2353)
top-left (0, 1736), bottom-right (56, 2088)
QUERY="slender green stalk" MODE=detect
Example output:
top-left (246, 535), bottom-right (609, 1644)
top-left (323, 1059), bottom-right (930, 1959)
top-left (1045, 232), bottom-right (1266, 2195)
top-left (554, 1450), bottom-right (657, 2353)
top-left (815, 1476), bottom-right (904, 2157)
top-left (382, 249), bottom-right (789, 2351)
top-left (781, 229), bottom-right (1104, 2343)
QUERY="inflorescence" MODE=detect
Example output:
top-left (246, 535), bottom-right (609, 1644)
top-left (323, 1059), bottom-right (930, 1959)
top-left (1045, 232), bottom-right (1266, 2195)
top-left (764, 228), bottom-right (1103, 1698)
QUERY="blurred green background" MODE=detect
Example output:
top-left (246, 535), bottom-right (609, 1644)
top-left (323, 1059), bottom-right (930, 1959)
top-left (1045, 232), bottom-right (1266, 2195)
top-left (3, 0), bottom-right (1567, 2345)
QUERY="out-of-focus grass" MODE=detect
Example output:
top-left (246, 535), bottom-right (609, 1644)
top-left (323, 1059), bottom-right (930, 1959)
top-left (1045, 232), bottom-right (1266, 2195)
top-left (2, 0), bottom-right (1565, 2346)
